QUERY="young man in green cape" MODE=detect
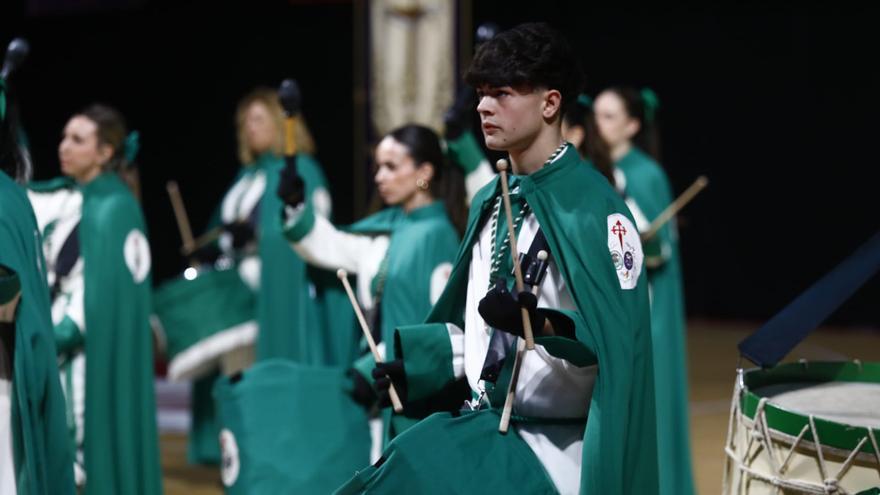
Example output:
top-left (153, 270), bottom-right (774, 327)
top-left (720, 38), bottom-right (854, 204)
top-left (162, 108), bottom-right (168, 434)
top-left (340, 23), bottom-right (659, 494)
top-left (0, 82), bottom-right (75, 495)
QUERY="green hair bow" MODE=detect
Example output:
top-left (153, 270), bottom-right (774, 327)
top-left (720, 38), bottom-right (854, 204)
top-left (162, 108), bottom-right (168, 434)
top-left (0, 78), bottom-right (7, 122)
top-left (640, 88), bottom-right (660, 124)
top-left (124, 131), bottom-right (140, 165)
top-left (576, 93), bottom-right (593, 109)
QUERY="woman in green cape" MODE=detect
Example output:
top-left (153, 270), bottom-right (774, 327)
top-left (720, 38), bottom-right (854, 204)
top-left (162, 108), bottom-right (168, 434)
top-left (565, 86), bottom-right (694, 495)
top-left (1, 72), bottom-right (75, 495)
top-left (278, 124), bottom-right (490, 444)
top-left (27, 104), bottom-right (161, 494)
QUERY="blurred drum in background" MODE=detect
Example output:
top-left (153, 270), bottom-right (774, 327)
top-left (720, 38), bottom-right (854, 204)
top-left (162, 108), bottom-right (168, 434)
top-left (153, 266), bottom-right (257, 381)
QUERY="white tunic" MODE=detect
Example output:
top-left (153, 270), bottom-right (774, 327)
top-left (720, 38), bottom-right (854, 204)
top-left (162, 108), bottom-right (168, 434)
top-left (27, 186), bottom-right (87, 485)
top-left (453, 147), bottom-right (597, 494)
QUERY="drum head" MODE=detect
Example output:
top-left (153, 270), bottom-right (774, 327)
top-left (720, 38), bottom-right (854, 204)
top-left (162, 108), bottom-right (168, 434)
top-left (741, 361), bottom-right (880, 455)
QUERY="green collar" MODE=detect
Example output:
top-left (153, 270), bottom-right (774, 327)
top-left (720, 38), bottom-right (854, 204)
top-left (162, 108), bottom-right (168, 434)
top-left (404, 201), bottom-right (446, 221)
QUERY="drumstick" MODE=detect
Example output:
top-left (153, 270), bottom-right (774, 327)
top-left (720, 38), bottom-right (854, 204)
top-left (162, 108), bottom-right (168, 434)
top-left (278, 79), bottom-right (301, 156)
top-left (496, 159), bottom-right (535, 351)
top-left (181, 227), bottom-right (223, 256)
top-left (641, 175), bottom-right (708, 242)
top-left (500, 250), bottom-right (547, 433)
top-left (166, 181), bottom-right (196, 254)
top-left (336, 269), bottom-right (404, 413)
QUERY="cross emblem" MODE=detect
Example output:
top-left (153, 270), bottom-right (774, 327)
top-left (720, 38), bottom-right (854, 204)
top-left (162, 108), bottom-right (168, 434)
top-left (612, 220), bottom-right (627, 250)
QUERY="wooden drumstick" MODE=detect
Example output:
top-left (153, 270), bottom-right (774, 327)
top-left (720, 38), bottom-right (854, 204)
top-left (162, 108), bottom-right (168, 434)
top-left (337, 269), bottom-right (404, 413)
top-left (166, 181), bottom-right (196, 254)
top-left (500, 250), bottom-right (547, 433)
top-left (180, 227), bottom-right (223, 256)
top-left (641, 175), bottom-right (708, 242)
top-left (496, 159), bottom-right (535, 351)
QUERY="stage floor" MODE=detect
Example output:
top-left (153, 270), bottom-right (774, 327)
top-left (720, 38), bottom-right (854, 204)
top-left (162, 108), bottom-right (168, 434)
top-left (159, 319), bottom-right (880, 494)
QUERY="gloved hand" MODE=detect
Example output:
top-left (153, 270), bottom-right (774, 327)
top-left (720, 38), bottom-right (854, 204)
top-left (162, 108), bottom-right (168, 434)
top-left (444, 86), bottom-right (476, 140)
top-left (276, 155), bottom-right (305, 207)
top-left (224, 221), bottom-right (255, 250)
top-left (348, 368), bottom-right (377, 409)
top-left (189, 243), bottom-right (222, 265)
top-left (372, 359), bottom-right (407, 409)
top-left (477, 277), bottom-right (545, 339)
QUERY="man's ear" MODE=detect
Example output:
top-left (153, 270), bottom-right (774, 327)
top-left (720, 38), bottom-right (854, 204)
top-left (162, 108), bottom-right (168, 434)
top-left (542, 89), bottom-right (563, 120)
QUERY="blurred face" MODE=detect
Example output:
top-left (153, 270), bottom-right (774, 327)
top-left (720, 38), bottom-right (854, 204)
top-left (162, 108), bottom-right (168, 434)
top-left (244, 101), bottom-right (277, 155)
top-left (373, 136), bottom-right (433, 207)
top-left (58, 115), bottom-right (111, 183)
top-left (594, 90), bottom-right (640, 150)
top-left (476, 85), bottom-right (547, 152)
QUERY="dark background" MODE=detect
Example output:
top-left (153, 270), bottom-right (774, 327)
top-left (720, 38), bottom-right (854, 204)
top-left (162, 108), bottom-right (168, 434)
top-left (2, 1), bottom-right (877, 328)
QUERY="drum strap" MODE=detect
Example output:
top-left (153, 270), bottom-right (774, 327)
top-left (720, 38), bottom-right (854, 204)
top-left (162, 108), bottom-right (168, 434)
top-left (51, 222), bottom-right (80, 299)
top-left (739, 230), bottom-right (880, 367)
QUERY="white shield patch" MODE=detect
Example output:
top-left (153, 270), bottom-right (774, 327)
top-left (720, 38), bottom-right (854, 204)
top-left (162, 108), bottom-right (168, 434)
top-left (219, 428), bottom-right (240, 487)
top-left (123, 229), bottom-right (151, 284)
top-left (607, 213), bottom-right (643, 290)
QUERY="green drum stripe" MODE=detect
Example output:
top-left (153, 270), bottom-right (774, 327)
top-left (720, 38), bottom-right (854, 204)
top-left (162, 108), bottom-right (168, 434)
top-left (740, 361), bottom-right (880, 456)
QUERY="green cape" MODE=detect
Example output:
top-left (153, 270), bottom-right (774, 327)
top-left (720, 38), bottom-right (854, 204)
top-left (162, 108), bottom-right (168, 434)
top-left (617, 147), bottom-right (693, 495)
top-left (295, 202), bottom-right (461, 439)
top-left (1, 170), bottom-right (75, 494)
top-left (356, 147), bottom-right (659, 493)
top-left (79, 172), bottom-right (162, 495)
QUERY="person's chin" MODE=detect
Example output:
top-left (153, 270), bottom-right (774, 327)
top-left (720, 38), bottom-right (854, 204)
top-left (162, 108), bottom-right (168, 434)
top-left (483, 135), bottom-right (509, 151)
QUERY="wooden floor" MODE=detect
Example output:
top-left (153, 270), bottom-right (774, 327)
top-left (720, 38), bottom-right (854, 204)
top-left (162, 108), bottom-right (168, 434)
top-left (160, 319), bottom-right (880, 494)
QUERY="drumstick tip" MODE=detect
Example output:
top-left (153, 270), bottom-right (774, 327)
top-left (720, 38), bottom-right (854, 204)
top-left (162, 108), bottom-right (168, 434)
top-left (496, 159), bottom-right (508, 172)
top-left (537, 250), bottom-right (548, 262)
top-left (336, 268), bottom-right (348, 280)
top-left (697, 175), bottom-right (709, 187)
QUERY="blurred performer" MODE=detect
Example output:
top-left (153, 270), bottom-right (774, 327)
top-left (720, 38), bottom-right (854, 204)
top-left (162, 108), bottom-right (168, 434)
top-left (591, 86), bottom-right (694, 495)
top-left (27, 104), bottom-right (161, 494)
top-left (338, 23), bottom-right (658, 494)
top-left (182, 87), bottom-right (336, 464)
top-left (277, 124), bottom-right (491, 443)
top-left (0, 49), bottom-right (75, 495)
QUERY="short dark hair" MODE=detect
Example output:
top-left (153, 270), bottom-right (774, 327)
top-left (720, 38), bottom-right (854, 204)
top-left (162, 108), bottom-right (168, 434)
top-left (465, 22), bottom-right (584, 118)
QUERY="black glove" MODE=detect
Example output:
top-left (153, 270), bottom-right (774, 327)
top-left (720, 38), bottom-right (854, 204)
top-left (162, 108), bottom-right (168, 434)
top-left (276, 155), bottom-right (306, 207)
top-left (444, 86), bottom-right (476, 140)
top-left (348, 368), bottom-right (377, 409)
top-left (224, 221), bottom-right (255, 250)
top-left (477, 277), bottom-right (545, 339)
top-left (372, 359), bottom-right (407, 409)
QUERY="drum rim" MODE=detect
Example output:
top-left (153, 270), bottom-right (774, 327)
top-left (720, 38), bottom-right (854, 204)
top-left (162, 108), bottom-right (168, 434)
top-left (740, 360), bottom-right (880, 456)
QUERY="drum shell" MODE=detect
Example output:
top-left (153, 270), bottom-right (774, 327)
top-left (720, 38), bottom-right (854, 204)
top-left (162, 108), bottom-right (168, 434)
top-left (153, 268), bottom-right (256, 381)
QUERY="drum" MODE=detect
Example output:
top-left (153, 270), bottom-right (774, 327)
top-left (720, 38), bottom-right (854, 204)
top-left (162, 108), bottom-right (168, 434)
top-left (213, 359), bottom-right (371, 495)
top-left (153, 267), bottom-right (257, 381)
top-left (723, 360), bottom-right (880, 494)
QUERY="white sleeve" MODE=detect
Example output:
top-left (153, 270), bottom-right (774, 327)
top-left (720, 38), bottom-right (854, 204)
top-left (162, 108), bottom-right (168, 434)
top-left (292, 213), bottom-right (389, 276)
top-left (311, 186), bottom-right (332, 219)
top-left (465, 160), bottom-right (496, 205)
top-left (445, 323), bottom-right (465, 379)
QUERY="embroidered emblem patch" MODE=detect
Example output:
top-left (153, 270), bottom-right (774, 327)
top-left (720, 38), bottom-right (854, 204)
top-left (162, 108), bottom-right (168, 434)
top-left (219, 428), bottom-right (240, 487)
top-left (123, 229), bottom-right (151, 284)
top-left (607, 213), bottom-right (643, 290)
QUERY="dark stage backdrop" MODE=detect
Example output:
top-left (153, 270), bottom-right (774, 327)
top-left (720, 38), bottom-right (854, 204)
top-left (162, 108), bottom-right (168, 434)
top-left (2, 1), bottom-right (877, 328)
